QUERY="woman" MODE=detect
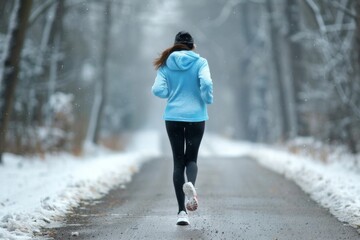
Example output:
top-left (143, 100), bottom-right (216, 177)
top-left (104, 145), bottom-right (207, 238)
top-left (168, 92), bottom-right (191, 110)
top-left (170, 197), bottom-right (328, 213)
top-left (152, 31), bottom-right (213, 225)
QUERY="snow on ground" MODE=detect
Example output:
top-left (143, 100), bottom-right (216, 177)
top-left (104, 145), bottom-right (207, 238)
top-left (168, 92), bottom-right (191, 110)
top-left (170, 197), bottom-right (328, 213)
top-left (1, 131), bottom-right (359, 239)
top-left (201, 134), bottom-right (360, 231)
top-left (0, 130), bottom-right (160, 240)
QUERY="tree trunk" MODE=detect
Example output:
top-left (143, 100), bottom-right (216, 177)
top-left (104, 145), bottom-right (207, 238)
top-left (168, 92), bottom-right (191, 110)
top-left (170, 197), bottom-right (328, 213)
top-left (357, 2), bottom-right (360, 74)
top-left (0, 0), bottom-right (33, 164)
top-left (84, 0), bottom-right (111, 149)
top-left (236, 2), bottom-right (252, 140)
top-left (280, 0), bottom-right (301, 138)
top-left (266, 0), bottom-right (288, 140)
top-left (93, 0), bottom-right (111, 143)
top-left (46, 0), bottom-right (64, 127)
top-left (353, 1), bottom-right (360, 153)
top-left (285, 0), bottom-right (304, 137)
top-left (0, 1), bottom-right (15, 32)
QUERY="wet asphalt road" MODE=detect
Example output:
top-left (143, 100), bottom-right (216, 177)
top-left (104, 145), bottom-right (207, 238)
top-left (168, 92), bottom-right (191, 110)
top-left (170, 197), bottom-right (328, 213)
top-left (49, 156), bottom-right (359, 240)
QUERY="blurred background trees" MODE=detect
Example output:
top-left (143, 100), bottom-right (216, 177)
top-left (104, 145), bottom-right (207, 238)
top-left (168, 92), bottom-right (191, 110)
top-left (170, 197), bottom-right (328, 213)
top-left (0, 0), bottom-right (359, 162)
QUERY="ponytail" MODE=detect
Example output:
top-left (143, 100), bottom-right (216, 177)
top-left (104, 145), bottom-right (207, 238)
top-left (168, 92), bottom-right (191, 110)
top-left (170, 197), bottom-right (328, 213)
top-left (153, 44), bottom-right (193, 70)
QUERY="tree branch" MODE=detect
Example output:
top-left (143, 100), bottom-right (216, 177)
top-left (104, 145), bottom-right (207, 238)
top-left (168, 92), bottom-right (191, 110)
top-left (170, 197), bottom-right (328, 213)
top-left (210, 0), bottom-right (265, 27)
top-left (29, 0), bottom-right (55, 26)
top-left (304, 0), bottom-right (327, 34)
top-left (329, 0), bottom-right (358, 20)
top-left (211, 0), bottom-right (243, 27)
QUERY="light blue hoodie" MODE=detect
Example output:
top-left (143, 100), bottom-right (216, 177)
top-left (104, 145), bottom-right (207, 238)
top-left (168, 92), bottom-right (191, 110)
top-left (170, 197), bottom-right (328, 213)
top-left (152, 50), bottom-right (213, 122)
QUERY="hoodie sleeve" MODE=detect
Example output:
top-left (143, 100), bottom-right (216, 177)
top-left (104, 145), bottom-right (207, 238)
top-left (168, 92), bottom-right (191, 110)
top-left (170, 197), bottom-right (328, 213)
top-left (198, 59), bottom-right (213, 104)
top-left (152, 67), bottom-right (169, 99)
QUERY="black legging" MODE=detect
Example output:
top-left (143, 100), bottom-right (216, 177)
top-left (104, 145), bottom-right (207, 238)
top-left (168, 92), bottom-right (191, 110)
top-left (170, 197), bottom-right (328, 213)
top-left (165, 120), bottom-right (205, 213)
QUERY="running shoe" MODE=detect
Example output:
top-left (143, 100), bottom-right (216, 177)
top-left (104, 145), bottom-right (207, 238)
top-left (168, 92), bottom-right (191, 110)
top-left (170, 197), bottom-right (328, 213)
top-left (176, 211), bottom-right (190, 225)
top-left (183, 182), bottom-right (198, 211)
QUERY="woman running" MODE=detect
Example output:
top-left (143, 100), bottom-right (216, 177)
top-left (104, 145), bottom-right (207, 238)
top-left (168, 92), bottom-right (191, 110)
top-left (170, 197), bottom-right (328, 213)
top-left (152, 31), bottom-right (213, 225)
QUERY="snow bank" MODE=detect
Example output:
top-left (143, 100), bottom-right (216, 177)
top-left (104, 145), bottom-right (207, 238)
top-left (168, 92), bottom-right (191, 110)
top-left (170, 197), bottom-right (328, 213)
top-left (252, 147), bottom-right (360, 229)
top-left (0, 130), bottom-right (160, 240)
top-left (201, 134), bottom-right (360, 231)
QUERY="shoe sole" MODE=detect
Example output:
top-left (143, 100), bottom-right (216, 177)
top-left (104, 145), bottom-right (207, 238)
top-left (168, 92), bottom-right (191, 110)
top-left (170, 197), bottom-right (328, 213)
top-left (186, 197), bottom-right (198, 211)
top-left (183, 183), bottom-right (198, 211)
top-left (176, 220), bottom-right (190, 226)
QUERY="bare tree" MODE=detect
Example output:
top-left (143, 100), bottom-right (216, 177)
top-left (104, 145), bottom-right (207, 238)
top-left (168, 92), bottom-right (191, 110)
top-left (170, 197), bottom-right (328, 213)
top-left (285, 0), bottom-right (302, 136)
top-left (266, 0), bottom-right (287, 139)
top-left (0, 0), bottom-right (33, 163)
top-left (84, 0), bottom-right (112, 149)
top-left (46, 0), bottom-right (65, 127)
top-left (356, 1), bottom-right (360, 71)
top-left (300, 0), bottom-right (359, 152)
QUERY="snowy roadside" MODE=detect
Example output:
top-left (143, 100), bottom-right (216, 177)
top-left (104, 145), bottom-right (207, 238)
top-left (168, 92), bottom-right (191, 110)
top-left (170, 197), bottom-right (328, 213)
top-left (2, 131), bottom-right (359, 239)
top-left (201, 134), bottom-right (360, 232)
top-left (0, 130), bottom-right (160, 240)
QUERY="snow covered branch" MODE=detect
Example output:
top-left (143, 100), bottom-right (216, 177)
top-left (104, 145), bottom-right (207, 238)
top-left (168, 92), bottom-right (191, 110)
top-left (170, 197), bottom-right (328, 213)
top-left (210, 0), bottom-right (265, 27)
top-left (305, 0), bottom-right (327, 34)
top-left (329, 0), bottom-right (358, 20)
top-left (29, 0), bottom-right (55, 26)
top-left (211, 0), bottom-right (243, 27)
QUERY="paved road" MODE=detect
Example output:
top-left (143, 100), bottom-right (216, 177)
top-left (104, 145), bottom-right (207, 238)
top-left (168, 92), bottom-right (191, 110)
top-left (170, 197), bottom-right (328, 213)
top-left (49, 156), bottom-right (359, 240)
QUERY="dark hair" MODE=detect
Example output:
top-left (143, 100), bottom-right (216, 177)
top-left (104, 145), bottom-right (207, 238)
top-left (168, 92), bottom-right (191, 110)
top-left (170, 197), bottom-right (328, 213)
top-left (153, 31), bottom-right (194, 70)
top-left (153, 44), bottom-right (192, 70)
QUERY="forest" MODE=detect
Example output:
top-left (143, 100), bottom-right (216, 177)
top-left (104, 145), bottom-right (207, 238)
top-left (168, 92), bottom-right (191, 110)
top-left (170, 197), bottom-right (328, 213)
top-left (0, 0), bottom-right (359, 163)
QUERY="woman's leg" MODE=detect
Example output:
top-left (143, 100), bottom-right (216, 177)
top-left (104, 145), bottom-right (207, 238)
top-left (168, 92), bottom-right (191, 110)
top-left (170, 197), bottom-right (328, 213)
top-left (165, 121), bottom-right (186, 213)
top-left (184, 121), bottom-right (205, 185)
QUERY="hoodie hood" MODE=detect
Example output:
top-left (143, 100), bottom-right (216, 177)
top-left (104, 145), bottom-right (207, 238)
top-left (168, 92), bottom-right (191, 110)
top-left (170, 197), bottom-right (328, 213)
top-left (166, 50), bottom-right (200, 71)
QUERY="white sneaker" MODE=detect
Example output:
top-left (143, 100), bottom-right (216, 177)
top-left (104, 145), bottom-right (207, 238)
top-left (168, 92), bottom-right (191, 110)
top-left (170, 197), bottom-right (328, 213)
top-left (183, 182), bottom-right (198, 211)
top-left (176, 211), bottom-right (190, 225)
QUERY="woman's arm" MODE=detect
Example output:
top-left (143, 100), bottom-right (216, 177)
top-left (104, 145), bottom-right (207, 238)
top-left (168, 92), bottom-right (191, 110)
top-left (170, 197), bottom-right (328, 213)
top-left (198, 59), bottom-right (213, 104)
top-left (152, 67), bottom-right (169, 98)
